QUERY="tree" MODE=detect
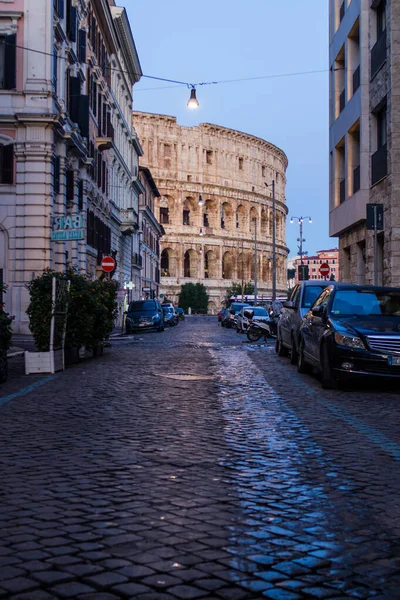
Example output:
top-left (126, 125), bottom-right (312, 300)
top-left (225, 281), bottom-right (254, 302)
top-left (178, 282), bottom-right (209, 313)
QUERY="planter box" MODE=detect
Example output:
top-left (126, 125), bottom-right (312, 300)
top-left (25, 349), bottom-right (64, 375)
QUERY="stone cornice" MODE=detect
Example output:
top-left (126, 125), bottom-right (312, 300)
top-left (110, 6), bottom-right (142, 85)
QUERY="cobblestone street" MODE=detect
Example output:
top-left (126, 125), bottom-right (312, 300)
top-left (1, 317), bottom-right (400, 599)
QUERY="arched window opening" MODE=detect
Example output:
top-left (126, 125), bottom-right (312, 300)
top-left (261, 210), bottom-right (268, 236)
top-left (222, 252), bottom-right (234, 280)
top-left (236, 205), bottom-right (246, 230)
top-left (204, 252), bottom-right (209, 279)
top-left (0, 142), bottom-right (14, 184)
top-left (184, 250), bottom-right (191, 277)
top-left (161, 249), bottom-right (170, 276)
top-left (205, 250), bottom-right (217, 279)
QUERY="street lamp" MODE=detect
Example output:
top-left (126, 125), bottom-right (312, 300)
top-left (290, 216), bottom-right (312, 265)
top-left (265, 181), bottom-right (276, 301)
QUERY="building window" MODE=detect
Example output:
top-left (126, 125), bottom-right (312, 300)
top-left (0, 34), bottom-right (16, 90)
top-left (160, 207), bottom-right (169, 224)
top-left (0, 144), bottom-right (14, 184)
top-left (371, 1), bottom-right (387, 77)
top-left (54, 0), bottom-right (65, 18)
top-left (183, 209), bottom-right (190, 226)
top-left (262, 165), bottom-right (266, 178)
top-left (238, 157), bottom-right (243, 171)
top-left (372, 103), bottom-right (388, 185)
top-left (203, 213), bottom-right (209, 228)
top-left (206, 150), bottom-right (213, 165)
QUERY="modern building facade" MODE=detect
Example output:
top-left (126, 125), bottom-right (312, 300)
top-left (329, 0), bottom-right (399, 285)
top-left (138, 167), bottom-right (164, 300)
top-left (133, 112), bottom-right (289, 312)
top-left (293, 248), bottom-right (340, 283)
top-left (0, 0), bottom-right (143, 333)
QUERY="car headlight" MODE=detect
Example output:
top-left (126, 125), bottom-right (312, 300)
top-left (334, 332), bottom-right (365, 349)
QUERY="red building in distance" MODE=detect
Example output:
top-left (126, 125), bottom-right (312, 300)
top-left (294, 248), bottom-right (339, 283)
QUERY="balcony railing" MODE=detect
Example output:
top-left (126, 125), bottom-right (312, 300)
top-left (371, 144), bottom-right (387, 185)
top-left (353, 66), bottom-right (360, 95)
top-left (371, 32), bottom-right (387, 78)
top-left (339, 178), bottom-right (346, 204)
top-left (353, 165), bottom-right (360, 194)
top-left (339, 89), bottom-right (346, 113)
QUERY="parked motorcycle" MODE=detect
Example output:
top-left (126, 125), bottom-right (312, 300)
top-left (245, 306), bottom-right (281, 342)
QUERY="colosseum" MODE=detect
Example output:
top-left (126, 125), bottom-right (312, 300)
top-left (133, 112), bottom-right (289, 312)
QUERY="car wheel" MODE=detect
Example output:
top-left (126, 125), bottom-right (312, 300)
top-left (290, 336), bottom-right (298, 365)
top-left (320, 344), bottom-right (338, 390)
top-left (276, 335), bottom-right (289, 357)
top-left (297, 341), bottom-right (312, 374)
top-left (247, 327), bottom-right (263, 342)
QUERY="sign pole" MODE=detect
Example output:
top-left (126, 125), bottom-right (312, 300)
top-left (374, 205), bottom-right (378, 286)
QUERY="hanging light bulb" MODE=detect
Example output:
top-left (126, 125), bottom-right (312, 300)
top-left (290, 218), bottom-right (294, 224)
top-left (187, 87), bottom-right (199, 109)
top-left (199, 246), bottom-right (203, 254)
top-left (308, 218), bottom-right (312, 224)
top-left (198, 195), bottom-right (204, 207)
top-left (199, 227), bottom-right (205, 236)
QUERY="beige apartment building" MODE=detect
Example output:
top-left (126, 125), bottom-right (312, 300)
top-left (0, 0), bottom-right (143, 333)
top-left (329, 0), bottom-right (400, 286)
top-left (133, 112), bottom-right (289, 312)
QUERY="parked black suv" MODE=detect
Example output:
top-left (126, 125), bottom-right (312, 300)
top-left (276, 280), bottom-right (331, 364)
top-left (297, 283), bottom-right (400, 389)
top-left (125, 300), bottom-right (164, 333)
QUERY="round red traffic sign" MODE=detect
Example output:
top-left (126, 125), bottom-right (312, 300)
top-left (319, 262), bottom-right (330, 277)
top-left (101, 256), bottom-right (116, 273)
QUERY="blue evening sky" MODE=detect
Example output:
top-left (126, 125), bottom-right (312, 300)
top-left (119, 0), bottom-right (331, 258)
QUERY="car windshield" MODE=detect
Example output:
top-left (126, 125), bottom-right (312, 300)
top-left (252, 308), bottom-right (268, 316)
top-left (162, 307), bottom-right (173, 313)
top-left (128, 301), bottom-right (156, 312)
top-left (302, 286), bottom-right (327, 308)
top-left (331, 290), bottom-right (400, 316)
top-left (231, 304), bottom-right (249, 311)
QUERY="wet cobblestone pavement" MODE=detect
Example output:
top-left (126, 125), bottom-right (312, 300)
top-left (1, 317), bottom-right (400, 599)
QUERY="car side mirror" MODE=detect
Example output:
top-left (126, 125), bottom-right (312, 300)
top-left (312, 305), bottom-right (325, 318)
top-left (283, 301), bottom-right (295, 309)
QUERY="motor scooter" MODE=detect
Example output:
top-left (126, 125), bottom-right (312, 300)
top-left (245, 307), bottom-right (280, 342)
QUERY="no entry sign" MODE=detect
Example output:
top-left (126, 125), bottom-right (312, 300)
top-left (319, 262), bottom-right (330, 277)
top-left (101, 256), bottom-right (116, 273)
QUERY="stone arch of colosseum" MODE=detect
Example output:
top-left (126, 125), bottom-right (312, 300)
top-left (134, 112), bottom-right (289, 310)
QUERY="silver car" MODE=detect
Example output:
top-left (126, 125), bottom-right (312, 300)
top-left (236, 306), bottom-right (269, 333)
top-left (276, 281), bottom-right (331, 363)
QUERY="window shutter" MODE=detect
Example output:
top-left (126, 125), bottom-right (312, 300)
top-left (78, 180), bottom-right (84, 211)
top-left (53, 155), bottom-right (60, 194)
top-left (78, 94), bottom-right (89, 138)
top-left (1, 145), bottom-right (14, 184)
top-left (78, 29), bottom-right (86, 63)
top-left (97, 92), bottom-right (102, 131)
top-left (58, 0), bottom-right (65, 19)
top-left (92, 77), bottom-right (97, 115)
top-left (67, 5), bottom-right (77, 42)
top-left (66, 170), bottom-right (74, 202)
top-left (68, 75), bottom-right (80, 123)
top-left (4, 34), bottom-right (16, 90)
top-left (102, 103), bottom-right (107, 136)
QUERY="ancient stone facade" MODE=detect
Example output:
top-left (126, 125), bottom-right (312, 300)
top-left (133, 112), bottom-right (289, 311)
top-left (329, 0), bottom-right (400, 286)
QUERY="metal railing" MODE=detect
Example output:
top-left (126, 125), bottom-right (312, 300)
top-left (371, 144), bottom-right (387, 185)
top-left (371, 32), bottom-right (386, 78)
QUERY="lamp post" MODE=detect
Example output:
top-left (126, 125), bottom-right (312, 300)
top-left (290, 216), bottom-right (312, 268)
top-left (252, 217), bottom-right (258, 304)
top-left (265, 181), bottom-right (276, 301)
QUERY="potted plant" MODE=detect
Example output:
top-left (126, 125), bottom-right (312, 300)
top-left (0, 283), bottom-right (14, 383)
top-left (25, 270), bottom-right (69, 374)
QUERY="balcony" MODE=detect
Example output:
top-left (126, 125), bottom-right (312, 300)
top-left (353, 66), bottom-right (360, 95)
top-left (353, 165), bottom-right (360, 194)
top-left (96, 121), bottom-right (115, 152)
top-left (120, 208), bottom-right (138, 236)
top-left (339, 178), bottom-right (346, 204)
top-left (371, 144), bottom-right (387, 185)
top-left (371, 32), bottom-right (386, 78)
